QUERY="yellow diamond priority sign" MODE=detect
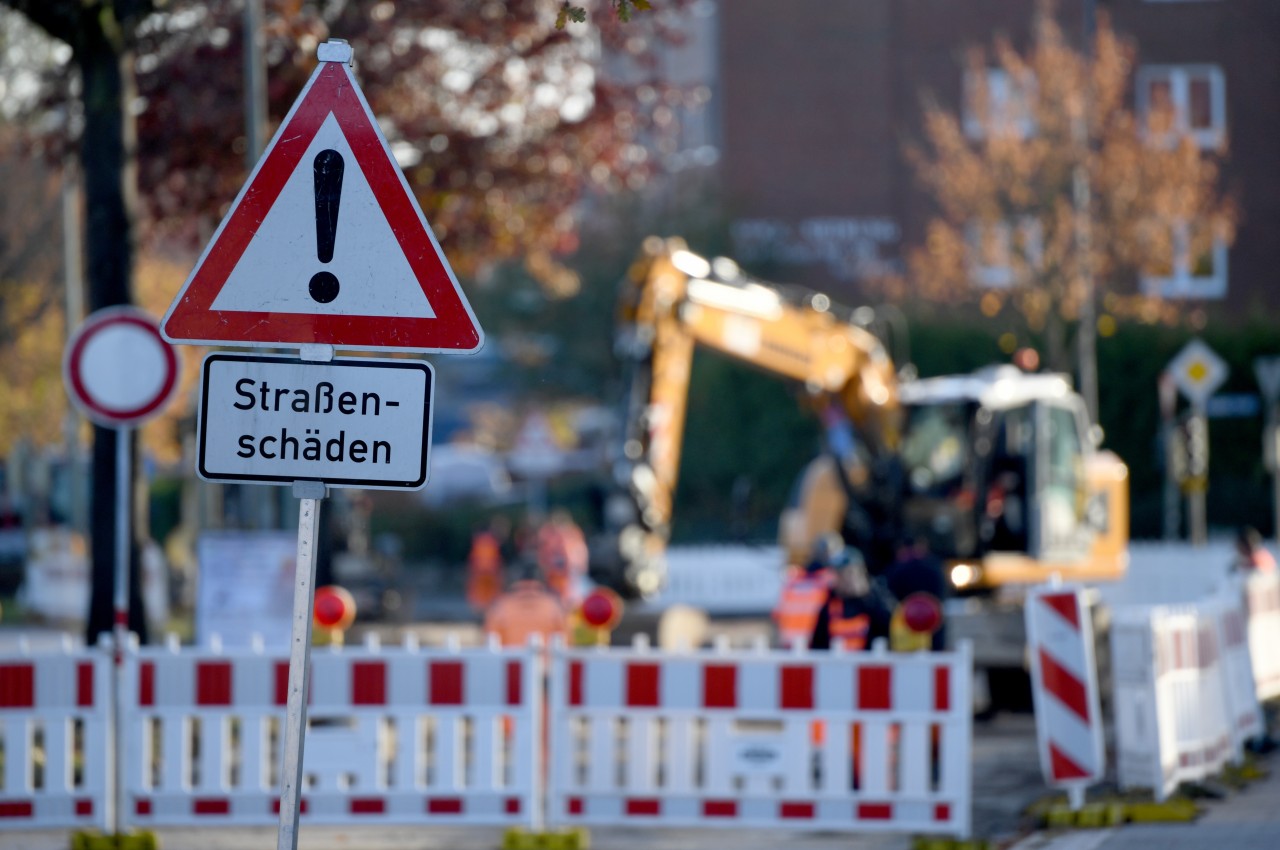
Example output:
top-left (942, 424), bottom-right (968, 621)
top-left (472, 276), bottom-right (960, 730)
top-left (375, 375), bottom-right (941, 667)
top-left (1168, 339), bottom-right (1228, 409)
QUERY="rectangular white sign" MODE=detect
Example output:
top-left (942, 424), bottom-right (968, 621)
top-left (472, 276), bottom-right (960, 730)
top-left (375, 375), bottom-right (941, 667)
top-left (198, 353), bottom-right (433, 489)
top-left (195, 531), bottom-right (297, 649)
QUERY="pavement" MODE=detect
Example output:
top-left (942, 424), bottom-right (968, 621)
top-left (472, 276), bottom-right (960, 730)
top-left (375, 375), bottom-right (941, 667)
top-left (1009, 745), bottom-right (1280, 850)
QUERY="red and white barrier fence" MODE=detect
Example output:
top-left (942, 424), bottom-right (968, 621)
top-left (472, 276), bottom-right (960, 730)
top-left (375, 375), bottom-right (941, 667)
top-left (1244, 571), bottom-right (1280, 701)
top-left (0, 636), bottom-right (110, 830)
top-left (0, 633), bottom-right (974, 840)
top-left (120, 633), bottom-right (541, 828)
top-left (1110, 578), bottom-right (1267, 801)
top-left (547, 636), bottom-right (973, 838)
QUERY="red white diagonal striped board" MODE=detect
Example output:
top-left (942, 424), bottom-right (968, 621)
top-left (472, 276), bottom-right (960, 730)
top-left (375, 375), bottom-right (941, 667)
top-left (1025, 586), bottom-right (1105, 791)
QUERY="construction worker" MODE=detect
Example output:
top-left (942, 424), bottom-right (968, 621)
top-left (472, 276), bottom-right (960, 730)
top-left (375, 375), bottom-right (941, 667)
top-left (483, 558), bottom-right (569, 650)
top-left (1232, 526), bottom-right (1277, 574)
top-left (466, 517), bottom-right (509, 613)
top-left (810, 550), bottom-right (894, 651)
top-left (773, 533), bottom-right (840, 648)
top-left (536, 509), bottom-right (589, 607)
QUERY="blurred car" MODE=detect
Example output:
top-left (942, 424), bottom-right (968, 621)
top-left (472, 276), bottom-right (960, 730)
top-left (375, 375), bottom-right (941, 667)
top-left (417, 445), bottom-right (514, 509)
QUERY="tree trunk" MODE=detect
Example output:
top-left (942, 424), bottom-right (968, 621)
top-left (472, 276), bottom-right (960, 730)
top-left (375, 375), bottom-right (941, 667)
top-left (79, 17), bottom-right (148, 645)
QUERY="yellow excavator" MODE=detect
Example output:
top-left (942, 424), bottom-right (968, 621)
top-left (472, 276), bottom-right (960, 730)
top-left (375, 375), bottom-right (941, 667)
top-left (594, 238), bottom-right (1128, 700)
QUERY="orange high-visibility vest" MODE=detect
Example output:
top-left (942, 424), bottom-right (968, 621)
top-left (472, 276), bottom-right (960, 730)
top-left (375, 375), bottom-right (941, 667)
top-left (828, 601), bottom-right (872, 651)
top-left (773, 569), bottom-right (832, 646)
top-left (466, 532), bottom-right (504, 611)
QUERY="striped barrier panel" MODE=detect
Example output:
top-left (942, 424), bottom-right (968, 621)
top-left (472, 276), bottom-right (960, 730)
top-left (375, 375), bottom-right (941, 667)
top-left (1025, 586), bottom-right (1105, 808)
top-left (1214, 587), bottom-right (1264, 753)
top-left (0, 637), bottom-right (110, 830)
top-left (1244, 571), bottom-right (1280, 701)
top-left (546, 636), bottom-right (973, 838)
top-left (1112, 603), bottom-right (1236, 800)
top-left (120, 633), bottom-right (540, 828)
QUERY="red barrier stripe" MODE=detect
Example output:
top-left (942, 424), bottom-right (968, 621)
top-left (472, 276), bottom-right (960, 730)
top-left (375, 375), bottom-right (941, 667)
top-left (77, 662), bottom-right (94, 708)
top-left (625, 798), bottom-right (661, 816)
top-left (781, 802), bottom-right (815, 819)
top-left (197, 662), bottom-right (233, 706)
top-left (626, 663), bottom-right (660, 707)
top-left (194, 798), bottom-right (230, 815)
top-left (1041, 593), bottom-right (1080, 629)
top-left (703, 664), bottom-right (737, 709)
top-left (429, 661), bottom-right (463, 705)
top-left (934, 803), bottom-right (951, 821)
top-left (139, 663), bottom-right (155, 707)
top-left (76, 799), bottom-right (93, 817)
top-left (506, 661), bottom-right (522, 706)
top-left (858, 666), bottom-right (892, 710)
top-left (0, 802), bottom-right (33, 817)
top-left (0, 664), bottom-right (34, 709)
top-left (780, 666), bottom-right (813, 710)
top-left (271, 797), bottom-right (309, 814)
top-left (569, 661), bottom-right (583, 707)
top-left (1049, 742), bottom-right (1092, 780)
top-left (934, 666), bottom-right (950, 711)
top-left (858, 802), bottom-right (892, 820)
top-left (350, 798), bottom-right (385, 814)
top-left (1038, 648), bottom-right (1090, 722)
top-left (275, 662), bottom-right (289, 706)
top-left (427, 798), bottom-right (463, 814)
top-left (352, 661), bottom-right (387, 706)
top-left (704, 800), bottom-right (738, 817)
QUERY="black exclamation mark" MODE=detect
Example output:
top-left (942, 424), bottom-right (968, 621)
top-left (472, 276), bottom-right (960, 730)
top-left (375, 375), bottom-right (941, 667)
top-left (309, 149), bottom-right (344, 304)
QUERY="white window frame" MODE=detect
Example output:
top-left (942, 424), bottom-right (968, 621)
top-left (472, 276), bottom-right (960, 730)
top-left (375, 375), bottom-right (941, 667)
top-left (963, 68), bottom-right (1037, 140)
top-left (1135, 64), bottom-right (1226, 150)
top-left (1139, 221), bottom-right (1228, 299)
top-left (966, 217), bottom-right (1043, 289)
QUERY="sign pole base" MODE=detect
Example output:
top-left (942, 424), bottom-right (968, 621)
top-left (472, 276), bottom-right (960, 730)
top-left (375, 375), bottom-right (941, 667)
top-left (276, 480), bottom-right (327, 850)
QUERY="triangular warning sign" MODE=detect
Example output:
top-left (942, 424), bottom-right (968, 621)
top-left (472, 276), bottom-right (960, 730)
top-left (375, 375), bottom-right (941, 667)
top-left (162, 45), bottom-right (483, 353)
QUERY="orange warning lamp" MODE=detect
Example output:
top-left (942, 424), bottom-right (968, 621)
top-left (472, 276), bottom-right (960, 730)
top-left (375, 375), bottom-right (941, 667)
top-left (314, 585), bottom-right (357, 634)
top-left (580, 588), bottom-right (623, 630)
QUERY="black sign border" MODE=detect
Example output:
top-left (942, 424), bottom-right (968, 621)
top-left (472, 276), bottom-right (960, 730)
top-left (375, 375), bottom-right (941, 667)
top-left (197, 353), bottom-right (433, 490)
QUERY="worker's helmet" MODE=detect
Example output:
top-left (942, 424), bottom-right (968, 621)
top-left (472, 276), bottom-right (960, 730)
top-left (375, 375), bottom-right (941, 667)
top-left (810, 533), bottom-right (846, 569)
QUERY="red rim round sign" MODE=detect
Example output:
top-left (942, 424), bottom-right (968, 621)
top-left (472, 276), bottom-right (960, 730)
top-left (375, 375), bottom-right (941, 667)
top-left (63, 307), bottom-right (180, 428)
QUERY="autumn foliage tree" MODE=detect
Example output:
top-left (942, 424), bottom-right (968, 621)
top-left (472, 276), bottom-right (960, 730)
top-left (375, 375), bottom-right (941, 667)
top-left (0, 0), bottom-right (686, 640)
top-left (903, 7), bottom-right (1235, 373)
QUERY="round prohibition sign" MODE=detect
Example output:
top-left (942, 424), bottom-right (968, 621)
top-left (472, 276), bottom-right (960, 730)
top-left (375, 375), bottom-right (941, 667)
top-left (63, 307), bottom-right (180, 428)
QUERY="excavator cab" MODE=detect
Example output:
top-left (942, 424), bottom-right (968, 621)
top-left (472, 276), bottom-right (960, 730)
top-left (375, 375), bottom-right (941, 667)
top-left (897, 366), bottom-right (1111, 592)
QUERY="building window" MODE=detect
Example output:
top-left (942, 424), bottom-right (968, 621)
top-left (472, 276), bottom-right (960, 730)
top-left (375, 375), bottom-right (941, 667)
top-left (963, 68), bottom-right (1036, 140)
top-left (967, 218), bottom-right (1043, 289)
top-left (1136, 65), bottom-right (1226, 150)
top-left (1140, 221), bottom-right (1228, 299)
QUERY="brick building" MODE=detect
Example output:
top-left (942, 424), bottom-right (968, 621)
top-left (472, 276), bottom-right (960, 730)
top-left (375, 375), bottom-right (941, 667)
top-left (677, 0), bottom-right (1278, 318)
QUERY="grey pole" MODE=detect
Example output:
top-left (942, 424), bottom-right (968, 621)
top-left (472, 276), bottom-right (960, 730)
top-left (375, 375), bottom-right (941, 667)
top-left (276, 482), bottom-right (326, 850)
top-left (243, 0), bottom-right (268, 168)
top-left (1074, 0), bottom-right (1099, 424)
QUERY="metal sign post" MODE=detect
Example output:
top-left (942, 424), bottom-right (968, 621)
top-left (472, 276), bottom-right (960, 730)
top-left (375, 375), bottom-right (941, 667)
top-left (1167, 340), bottom-right (1228, 546)
top-left (62, 308), bottom-right (179, 842)
top-left (276, 480), bottom-right (326, 850)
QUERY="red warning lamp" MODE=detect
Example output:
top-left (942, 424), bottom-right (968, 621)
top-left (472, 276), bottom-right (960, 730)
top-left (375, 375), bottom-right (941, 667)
top-left (314, 585), bottom-right (357, 632)
top-left (901, 592), bottom-right (943, 635)
top-left (579, 588), bottom-right (623, 630)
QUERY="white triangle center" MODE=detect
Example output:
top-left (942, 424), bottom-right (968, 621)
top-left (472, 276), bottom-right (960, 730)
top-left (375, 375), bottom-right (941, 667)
top-left (210, 113), bottom-right (435, 318)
